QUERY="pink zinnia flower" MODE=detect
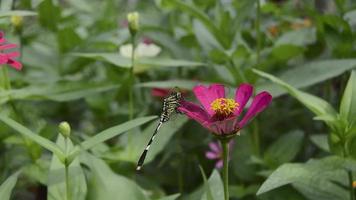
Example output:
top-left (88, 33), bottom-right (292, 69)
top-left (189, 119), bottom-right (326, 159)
top-left (178, 83), bottom-right (272, 135)
top-left (0, 31), bottom-right (22, 70)
top-left (205, 140), bottom-right (234, 169)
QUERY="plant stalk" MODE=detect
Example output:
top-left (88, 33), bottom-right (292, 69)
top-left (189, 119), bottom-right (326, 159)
top-left (129, 35), bottom-right (136, 120)
top-left (221, 139), bottom-right (230, 200)
top-left (256, 0), bottom-right (261, 64)
top-left (64, 137), bottom-right (71, 200)
top-left (348, 171), bottom-right (354, 200)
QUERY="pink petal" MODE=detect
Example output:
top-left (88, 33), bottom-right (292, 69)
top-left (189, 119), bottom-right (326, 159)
top-left (7, 59), bottom-right (22, 70)
top-left (0, 44), bottom-right (17, 50)
top-left (178, 100), bottom-right (211, 127)
top-left (234, 83), bottom-right (253, 116)
top-left (0, 54), bottom-right (8, 64)
top-left (208, 142), bottom-right (221, 153)
top-left (193, 84), bottom-right (225, 116)
top-left (215, 160), bottom-right (223, 169)
top-left (205, 151), bottom-right (219, 159)
top-left (238, 91), bottom-right (272, 128)
top-left (6, 52), bottom-right (20, 58)
top-left (0, 31), bottom-right (5, 43)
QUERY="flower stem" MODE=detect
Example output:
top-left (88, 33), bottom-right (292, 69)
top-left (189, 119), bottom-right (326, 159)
top-left (64, 137), bottom-right (71, 200)
top-left (221, 139), bottom-right (230, 200)
top-left (65, 164), bottom-right (70, 200)
top-left (348, 171), bottom-right (354, 200)
top-left (256, 0), bottom-right (261, 64)
top-left (1, 66), bottom-right (11, 90)
top-left (129, 35), bottom-right (136, 120)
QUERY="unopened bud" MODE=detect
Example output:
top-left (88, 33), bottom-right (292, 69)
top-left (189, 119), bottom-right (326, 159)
top-left (11, 15), bottom-right (23, 28)
top-left (127, 12), bottom-right (139, 36)
top-left (59, 121), bottom-right (71, 138)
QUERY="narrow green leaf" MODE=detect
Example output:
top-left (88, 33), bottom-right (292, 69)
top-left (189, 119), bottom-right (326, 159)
top-left (156, 194), bottom-right (180, 200)
top-left (340, 70), bottom-right (356, 124)
top-left (69, 116), bottom-right (157, 157)
top-left (256, 59), bottom-right (356, 97)
top-left (253, 69), bottom-right (337, 119)
top-left (0, 114), bottom-right (65, 160)
top-left (0, 10), bottom-right (37, 18)
top-left (138, 80), bottom-right (199, 90)
top-left (47, 135), bottom-right (87, 200)
top-left (0, 171), bottom-right (21, 200)
top-left (0, 82), bottom-right (119, 104)
top-left (72, 53), bottom-right (204, 70)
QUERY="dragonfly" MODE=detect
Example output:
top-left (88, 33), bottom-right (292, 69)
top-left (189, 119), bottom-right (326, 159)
top-left (136, 89), bottom-right (183, 171)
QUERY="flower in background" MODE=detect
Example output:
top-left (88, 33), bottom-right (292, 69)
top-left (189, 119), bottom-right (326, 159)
top-left (178, 84), bottom-right (272, 136)
top-left (119, 38), bottom-right (161, 59)
top-left (291, 18), bottom-right (312, 30)
top-left (0, 31), bottom-right (22, 70)
top-left (205, 140), bottom-right (234, 169)
top-left (151, 88), bottom-right (172, 99)
top-left (151, 87), bottom-right (189, 99)
top-left (267, 25), bottom-right (279, 37)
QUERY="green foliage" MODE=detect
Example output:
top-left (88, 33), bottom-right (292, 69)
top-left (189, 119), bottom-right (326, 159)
top-left (0, 171), bottom-right (20, 200)
top-left (47, 135), bottom-right (87, 200)
top-left (1, 0), bottom-right (356, 199)
top-left (257, 156), bottom-right (356, 199)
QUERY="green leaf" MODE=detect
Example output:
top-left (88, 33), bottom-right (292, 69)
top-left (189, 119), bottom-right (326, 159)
top-left (0, 114), bottom-right (65, 160)
top-left (193, 20), bottom-right (223, 52)
top-left (275, 28), bottom-right (316, 46)
top-left (47, 135), bottom-right (87, 200)
top-left (310, 134), bottom-right (330, 152)
top-left (257, 156), bottom-right (352, 200)
top-left (0, 82), bottom-right (119, 104)
top-left (72, 53), bottom-right (204, 70)
top-left (37, 0), bottom-right (60, 31)
top-left (156, 194), bottom-right (180, 200)
top-left (138, 80), bottom-right (199, 90)
top-left (158, 0), bottom-right (228, 48)
top-left (271, 45), bottom-right (304, 61)
top-left (69, 116), bottom-right (157, 158)
top-left (340, 70), bottom-right (356, 124)
top-left (57, 27), bottom-right (82, 53)
top-left (253, 69), bottom-right (337, 119)
top-left (0, 10), bottom-right (37, 18)
top-left (256, 59), bottom-right (356, 97)
top-left (264, 130), bottom-right (304, 167)
top-left (201, 170), bottom-right (224, 200)
top-left (71, 53), bottom-right (131, 68)
top-left (0, 171), bottom-right (21, 200)
top-left (81, 153), bottom-right (148, 200)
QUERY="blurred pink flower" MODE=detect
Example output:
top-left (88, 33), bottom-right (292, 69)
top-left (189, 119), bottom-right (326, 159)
top-left (151, 88), bottom-right (171, 99)
top-left (205, 140), bottom-right (234, 169)
top-left (0, 31), bottom-right (22, 70)
top-left (178, 84), bottom-right (272, 135)
top-left (151, 87), bottom-right (189, 99)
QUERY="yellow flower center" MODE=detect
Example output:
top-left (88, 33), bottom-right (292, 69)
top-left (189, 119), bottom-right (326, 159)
top-left (210, 98), bottom-right (239, 117)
